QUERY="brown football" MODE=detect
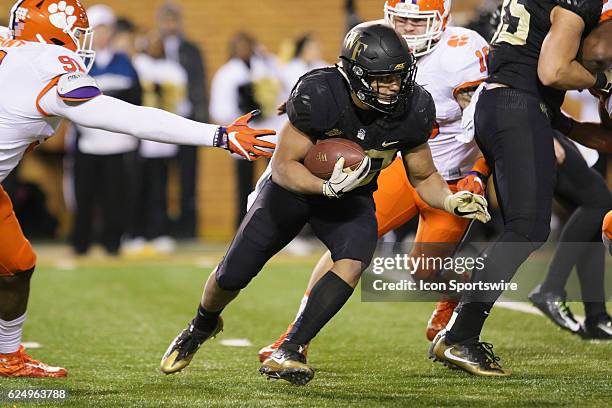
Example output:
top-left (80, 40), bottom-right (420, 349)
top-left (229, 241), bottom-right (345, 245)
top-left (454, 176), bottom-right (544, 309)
top-left (304, 138), bottom-right (366, 180)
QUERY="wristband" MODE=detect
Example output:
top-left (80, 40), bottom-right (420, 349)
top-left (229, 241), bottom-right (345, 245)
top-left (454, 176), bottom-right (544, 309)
top-left (214, 126), bottom-right (228, 149)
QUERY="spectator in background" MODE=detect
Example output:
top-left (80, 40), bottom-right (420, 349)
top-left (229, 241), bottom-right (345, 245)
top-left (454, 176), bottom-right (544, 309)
top-left (113, 17), bottom-right (138, 58)
top-left (71, 5), bottom-right (142, 256)
top-left (210, 32), bottom-right (283, 227)
top-left (127, 32), bottom-right (190, 255)
top-left (157, 2), bottom-right (208, 239)
top-left (279, 34), bottom-right (327, 97)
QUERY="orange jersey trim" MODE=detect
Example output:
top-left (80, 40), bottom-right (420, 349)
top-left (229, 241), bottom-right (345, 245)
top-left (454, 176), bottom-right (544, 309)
top-left (601, 10), bottom-right (612, 22)
top-left (36, 75), bottom-right (61, 117)
top-left (452, 78), bottom-right (486, 100)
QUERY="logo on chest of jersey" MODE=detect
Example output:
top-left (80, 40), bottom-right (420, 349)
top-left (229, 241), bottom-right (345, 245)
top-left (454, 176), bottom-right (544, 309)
top-left (325, 129), bottom-right (343, 137)
top-left (357, 128), bottom-right (366, 140)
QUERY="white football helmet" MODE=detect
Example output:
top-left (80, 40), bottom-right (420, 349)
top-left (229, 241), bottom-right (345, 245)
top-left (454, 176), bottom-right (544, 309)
top-left (384, 0), bottom-right (451, 57)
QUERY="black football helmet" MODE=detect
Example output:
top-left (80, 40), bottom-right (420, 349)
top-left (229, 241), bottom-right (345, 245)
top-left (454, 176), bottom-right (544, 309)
top-left (340, 22), bottom-right (417, 113)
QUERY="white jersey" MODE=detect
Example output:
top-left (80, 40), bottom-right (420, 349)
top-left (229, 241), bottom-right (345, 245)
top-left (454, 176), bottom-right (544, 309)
top-left (0, 38), bottom-right (85, 182)
top-left (417, 26), bottom-right (489, 180)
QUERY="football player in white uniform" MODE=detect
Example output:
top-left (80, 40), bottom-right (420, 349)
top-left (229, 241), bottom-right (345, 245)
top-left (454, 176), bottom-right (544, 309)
top-left (0, 0), bottom-right (274, 378)
top-left (257, 0), bottom-right (493, 362)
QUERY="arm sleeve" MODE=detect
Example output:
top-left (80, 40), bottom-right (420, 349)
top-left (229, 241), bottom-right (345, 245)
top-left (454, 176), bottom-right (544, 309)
top-left (39, 92), bottom-right (221, 147)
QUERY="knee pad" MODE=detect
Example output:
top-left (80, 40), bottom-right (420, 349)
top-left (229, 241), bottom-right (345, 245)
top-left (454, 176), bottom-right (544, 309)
top-left (214, 259), bottom-right (254, 292)
top-left (506, 218), bottom-right (550, 249)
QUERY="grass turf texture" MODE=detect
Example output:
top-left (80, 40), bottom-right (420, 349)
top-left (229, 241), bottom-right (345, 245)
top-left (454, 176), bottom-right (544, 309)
top-left (0, 248), bottom-right (610, 407)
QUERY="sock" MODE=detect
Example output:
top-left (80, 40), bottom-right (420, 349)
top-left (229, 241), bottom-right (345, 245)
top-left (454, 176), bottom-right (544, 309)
top-left (284, 271), bottom-right (354, 347)
top-left (0, 313), bottom-right (26, 354)
top-left (193, 305), bottom-right (222, 334)
top-left (447, 302), bottom-right (491, 344)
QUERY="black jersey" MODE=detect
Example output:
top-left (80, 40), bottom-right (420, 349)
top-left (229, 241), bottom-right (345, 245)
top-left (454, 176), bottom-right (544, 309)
top-left (488, 0), bottom-right (602, 111)
top-left (286, 66), bottom-right (435, 193)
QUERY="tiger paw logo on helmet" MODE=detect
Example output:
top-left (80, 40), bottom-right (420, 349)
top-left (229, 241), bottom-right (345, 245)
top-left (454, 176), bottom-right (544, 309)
top-left (9, 0), bottom-right (96, 71)
top-left (48, 1), bottom-right (78, 30)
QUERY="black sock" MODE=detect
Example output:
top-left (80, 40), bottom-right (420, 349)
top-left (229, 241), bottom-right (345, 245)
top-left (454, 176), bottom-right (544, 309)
top-left (447, 302), bottom-right (492, 344)
top-left (284, 271), bottom-right (354, 347)
top-left (193, 304), bottom-right (222, 334)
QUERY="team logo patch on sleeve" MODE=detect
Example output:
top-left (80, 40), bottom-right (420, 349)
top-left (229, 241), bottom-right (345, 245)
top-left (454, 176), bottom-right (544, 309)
top-left (57, 72), bottom-right (101, 101)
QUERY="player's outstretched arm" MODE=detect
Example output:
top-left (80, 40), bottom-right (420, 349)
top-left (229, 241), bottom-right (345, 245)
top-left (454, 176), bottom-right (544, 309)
top-left (40, 91), bottom-right (275, 160)
top-left (403, 143), bottom-right (490, 223)
top-left (538, 6), bottom-right (602, 90)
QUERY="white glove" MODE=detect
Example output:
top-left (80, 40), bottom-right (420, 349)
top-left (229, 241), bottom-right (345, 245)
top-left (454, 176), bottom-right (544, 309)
top-left (444, 191), bottom-right (491, 223)
top-left (322, 156), bottom-right (371, 198)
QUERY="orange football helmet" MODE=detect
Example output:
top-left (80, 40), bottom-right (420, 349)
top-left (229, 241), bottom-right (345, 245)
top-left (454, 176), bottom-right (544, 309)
top-left (384, 0), bottom-right (451, 57)
top-left (8, 0), bottom-right (95, 70)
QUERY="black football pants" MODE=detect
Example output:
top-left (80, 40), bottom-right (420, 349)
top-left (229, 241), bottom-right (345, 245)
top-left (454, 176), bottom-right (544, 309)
top-left (215, 179), bottom-right (378, 291)
top-left (465, 87), bottom-right (557, 304)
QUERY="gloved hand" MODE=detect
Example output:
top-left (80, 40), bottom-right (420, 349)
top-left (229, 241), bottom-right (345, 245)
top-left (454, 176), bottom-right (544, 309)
top-left (594, 69), bottom-right (612, 93)
top-left (216, 110), bottom-right (276, 161)
top-left (322, 156), bottom-right (371, 198)
top-left (443, 191), bottom-right (491, 223)
top-left (457, 172), bottom-right (486, 195)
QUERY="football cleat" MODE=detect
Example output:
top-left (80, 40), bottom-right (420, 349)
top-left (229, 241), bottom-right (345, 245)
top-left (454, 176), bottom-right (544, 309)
top-left (160, 317), bottom-right (223, 374)
top-left (426, 300), bottom-right (458, 341)
top-left (528, 285), bottom-right (582, 334)
top-left (429, 331), bottom-right (511, 377)
top-left (0, 346), bottom-right (67, 378)
top-left (258, 324), bottom-right (309, 363)
top-left (581, 314), bottom-right (612, 340)
top-left (259, 346), bottom-right (314, 386)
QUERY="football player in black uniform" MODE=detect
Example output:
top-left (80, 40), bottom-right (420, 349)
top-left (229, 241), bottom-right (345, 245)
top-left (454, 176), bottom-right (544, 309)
top-left (430, 0), bottom-right (610, 377)
top-left (528, 11), bottom-right (612, 340)
top-left (159, 23), bottom-right (490, 386)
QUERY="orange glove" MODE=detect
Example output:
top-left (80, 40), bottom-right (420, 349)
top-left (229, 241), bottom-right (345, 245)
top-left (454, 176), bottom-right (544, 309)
top-left (216, 110), bottom-right (276, 161)
top-left (457, 172), bottom-right (485, 195)
top-left (457, 157), bottom-right (490, 195)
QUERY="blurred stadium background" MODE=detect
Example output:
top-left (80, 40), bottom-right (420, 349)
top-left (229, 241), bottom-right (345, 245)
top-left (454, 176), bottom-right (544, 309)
top-left (3, 0), bottom-right (586, 245)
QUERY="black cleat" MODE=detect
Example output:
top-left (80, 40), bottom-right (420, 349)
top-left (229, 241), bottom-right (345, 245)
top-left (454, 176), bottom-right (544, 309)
top-left (528, 285), bottom-right (582, 335)
top-left (259, 346), bottom-right (314, 386)
top-left (429, 330), bottom-right (511, 377)
top-left (581, 314), bottom-right (612, 340)
top-left (160, 317), bottom-right (223, 374)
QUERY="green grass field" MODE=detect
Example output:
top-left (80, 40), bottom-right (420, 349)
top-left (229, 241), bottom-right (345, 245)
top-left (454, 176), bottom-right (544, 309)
top-left (0, 245), bottom-right (610, 407)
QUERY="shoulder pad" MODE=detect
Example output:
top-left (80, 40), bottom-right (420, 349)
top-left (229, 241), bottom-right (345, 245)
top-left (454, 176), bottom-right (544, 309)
top-left (57, 72), bottom-right (102, 101)
top-left (556, 0), bottom-right (602, 30)
top-left (286, 69), bottom-right (338, 137)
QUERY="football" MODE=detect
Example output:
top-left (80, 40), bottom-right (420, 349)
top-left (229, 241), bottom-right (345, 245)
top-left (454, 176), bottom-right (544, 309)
top-left (304, 138), bottom-right (367, 180)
